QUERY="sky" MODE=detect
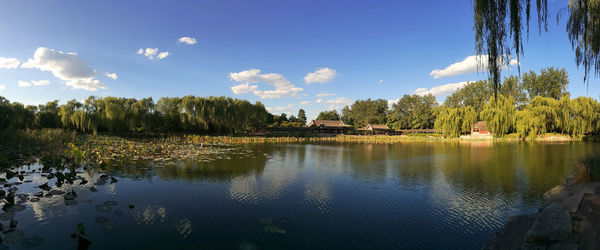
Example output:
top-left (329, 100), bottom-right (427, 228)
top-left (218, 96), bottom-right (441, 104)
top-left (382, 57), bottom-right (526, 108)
top-left (0, 0), bottom-right (597, 120)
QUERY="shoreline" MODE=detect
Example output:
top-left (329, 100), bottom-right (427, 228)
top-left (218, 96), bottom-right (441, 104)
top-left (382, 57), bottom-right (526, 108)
top-left (484, 176), bottom-right (600, 249)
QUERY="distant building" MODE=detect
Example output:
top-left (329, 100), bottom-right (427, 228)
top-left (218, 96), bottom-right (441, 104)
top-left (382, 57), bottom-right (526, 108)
top-left (365, 124), bottom-right (391, 135)
top-left (471, 121), bottom-right (489, 136)
top-left (307, 120), bottom-right (351, 134)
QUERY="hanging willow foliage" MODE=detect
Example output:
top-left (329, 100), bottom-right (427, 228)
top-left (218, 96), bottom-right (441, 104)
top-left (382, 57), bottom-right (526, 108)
top-left (567, 0), bottom-right (600, 82)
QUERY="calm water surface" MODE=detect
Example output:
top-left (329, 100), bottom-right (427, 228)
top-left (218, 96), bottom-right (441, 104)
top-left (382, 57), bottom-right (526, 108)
top-left (7, 141), bottom-right (600, 249)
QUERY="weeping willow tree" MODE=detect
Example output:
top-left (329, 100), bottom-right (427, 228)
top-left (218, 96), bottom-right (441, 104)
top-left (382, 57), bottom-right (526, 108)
top-left (434, 106), bottom-right (478, 138)
top-left (480, 94), bottom-right (516, 137)
top-left (474, 0), bottom-right (600, 93)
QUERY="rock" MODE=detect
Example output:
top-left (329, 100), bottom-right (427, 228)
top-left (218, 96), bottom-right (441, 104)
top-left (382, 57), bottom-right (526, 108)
top-left (547, 242), bottom-right (578, 250)
top-left (544, 185), bottom-right (571, 202)
top-left (483, 214), bottom-right (536, 250)
top-left (525, 202), bottom-right (572, 244)
top-left (63, 194), bottom-right (76, 200)
top-left (20, 236), bottom-right (44, 248)
top-left (4, 230), bottom-right (24, 244)
top-left (562, 189), bottom-right (585, 213)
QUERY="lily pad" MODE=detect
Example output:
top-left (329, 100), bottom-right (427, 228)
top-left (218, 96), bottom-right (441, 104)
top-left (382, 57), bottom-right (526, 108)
top-left (99, 223), bottom-right (116, 232)
top-left (259, 217), bottom-right (273, 224)
top-left (104, 201), bottom-right (118, 206)
top-left (89, 186), bottom-right (97, 192)
top-left (0, 212), bottom-right (15, 221)
top-left (64, 200), bottom-right (78, 206)
top-left (4, 230), bottom-right (25, 244)
top-left (6, 204), bottom-right (26, 212)
top-left (29, 198), bottom-right (40, 202)
top-left (94, 205), bottom-right (111, 212)
top-left (95, 216), bottom-right (109, 224)
top-left (49, 190), bottom-right (65, 195)
top-left (263, 225), bottom-right (286, 234)
top-left (20, 236), bottom-right (44, 248)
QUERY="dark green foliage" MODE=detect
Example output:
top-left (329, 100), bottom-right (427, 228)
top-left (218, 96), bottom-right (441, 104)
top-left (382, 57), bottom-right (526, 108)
top-left (522, 67), bottom-right (570, 99)
top-left (342, 99), bottom-right (388, 127)
top-left (297, 109), bottom-right (307, 125)
top-left (444, 80), bottom-right (493, 114)
top-left (474, 0), bottom-right (600, 92)
top-left (387, 94), bottom-right (438, 129)
top-left (316, 110), bottom-right (341, 121)
top-left (0, 96), bottom-right (270, 135)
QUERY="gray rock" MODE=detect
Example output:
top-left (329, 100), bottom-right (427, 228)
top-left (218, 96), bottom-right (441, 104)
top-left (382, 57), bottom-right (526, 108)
top-left (547, 242), bottom-right (578, 250)
top-left (525, 202), bottom-right (572, 244)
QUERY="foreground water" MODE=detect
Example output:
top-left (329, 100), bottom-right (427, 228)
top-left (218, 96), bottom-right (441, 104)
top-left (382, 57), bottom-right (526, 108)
top-left (3, 141), bottom-right (600, 249)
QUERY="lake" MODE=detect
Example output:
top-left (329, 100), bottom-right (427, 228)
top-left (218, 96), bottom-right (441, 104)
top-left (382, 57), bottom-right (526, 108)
top-left (5, 141), bottom-right (600, 249)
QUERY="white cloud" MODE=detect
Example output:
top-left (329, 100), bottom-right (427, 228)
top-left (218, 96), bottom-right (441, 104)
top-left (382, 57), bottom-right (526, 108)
top-left (18, 80), bottom-right (50, 87)
top-left (378, 80), bottom-right (383, 84)
top-left (178, 37), bottom-right (197, 45)
top-left (316, 93), bottom-right (335, 97)
top-left (0, 57), bottom-right (20, 69)
top-left (304, 67), bottom-right (337, 84)
top-left (229, 69), bottom-right (303, 99)
top-left (299, 101), bottom-right (312, 105)
top-left (230, 83), bottom-right (258, 94)
top-left (137, 48), bottom-right (170, 60)
top-left (316, 97), bottom-right (351, 110)
top-left (0, 85), bottom-right (5, 91)
top-left (430, 55), bottom-right (519, 79)
top-left (21, 47), bottom-right (107, 91)
top-left (157, 51), bottom-right (170, 59)
top-left (414, 81), bottom-right (472, 97)
top-left (105, 72), bottom-right (118, 80)
top-left (266, 104), bottom-right (294, 113)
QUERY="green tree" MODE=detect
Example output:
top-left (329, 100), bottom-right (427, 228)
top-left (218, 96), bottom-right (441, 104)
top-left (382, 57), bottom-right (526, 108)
top-left (500, 75), bottom-right (528, 109)
top-left (480, 94), bottom-right (516, 137)
top-left (387, 94), bottom-right (437, 129)
top-left (316, 110), bottom-right (341, 121)
top-left (297, 109), bottom-right (307, 125)
top-left (444, 80), bottom-right (492, 114)
top-left (346, 99), bottom-right (388, 127)
top-left (434, 106), bottom-right (477, 138)
top-left (522, 67), bottom-right (569, 99)
top-left (474, 0), bottom-right (600, 93)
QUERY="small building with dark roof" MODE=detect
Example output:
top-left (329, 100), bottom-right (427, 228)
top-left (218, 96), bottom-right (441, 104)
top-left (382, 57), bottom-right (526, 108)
top-left (307, 120), bottom-right (351, 134)
top-left (365, 124), bottom-right (391, 135)
top-left (471, 121), bottom-right (489, 136)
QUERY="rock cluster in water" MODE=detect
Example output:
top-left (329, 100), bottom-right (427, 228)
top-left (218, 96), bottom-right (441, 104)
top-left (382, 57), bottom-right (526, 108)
top-left (484, 181), bottom-right (600, 250)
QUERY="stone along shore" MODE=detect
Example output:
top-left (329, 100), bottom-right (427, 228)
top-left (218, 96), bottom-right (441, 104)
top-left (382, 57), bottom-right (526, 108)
top-left (484, 179), bottom-right (600, 250)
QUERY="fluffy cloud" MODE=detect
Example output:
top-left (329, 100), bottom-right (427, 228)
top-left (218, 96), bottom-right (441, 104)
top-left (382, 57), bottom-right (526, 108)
top-left (18, 80), bottom-right (50, 87)
top-left (229, 69), bottom-right (303, 99)
top-left (105, 72), bottom-right (118, 80)
top-left (0, 57), bottom-right (20, 69)
top-left (430, 55), bottom-right (518, 79)
top-left (0, 85), bottom-right (5, 91)
top-left (316, 93), bottom-right (335, 97)
top-left (230, 83), bottom-right (258, 94)
top-left (137, 48), bottom-right (170, 60)
top-left (178, 37), bottom-right (197, 45)
top-left (378, 80), bottom-right (383, 84)
top-left (299, 101), bottom-right (312, 105)
top-left (414, 81), bottom-right (471, 97)
top-left (304, 68), bottom-right (337, 84)
top-left (21, 47), bottom-right (107, 91)
top-left (316, 97), bottom-right (351, 109)
top-left (266, 104), bottom-right (294, 113)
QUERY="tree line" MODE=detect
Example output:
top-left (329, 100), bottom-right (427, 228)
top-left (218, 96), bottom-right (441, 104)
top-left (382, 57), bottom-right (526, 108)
top-left (315, 67), bottom-right (600, 138)
top-left (0, 96), bottom-right (275, 134)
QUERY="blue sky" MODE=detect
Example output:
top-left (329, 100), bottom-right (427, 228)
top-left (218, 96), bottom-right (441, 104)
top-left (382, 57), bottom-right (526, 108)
top-left (0, 0), bottom-right (597, 120)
